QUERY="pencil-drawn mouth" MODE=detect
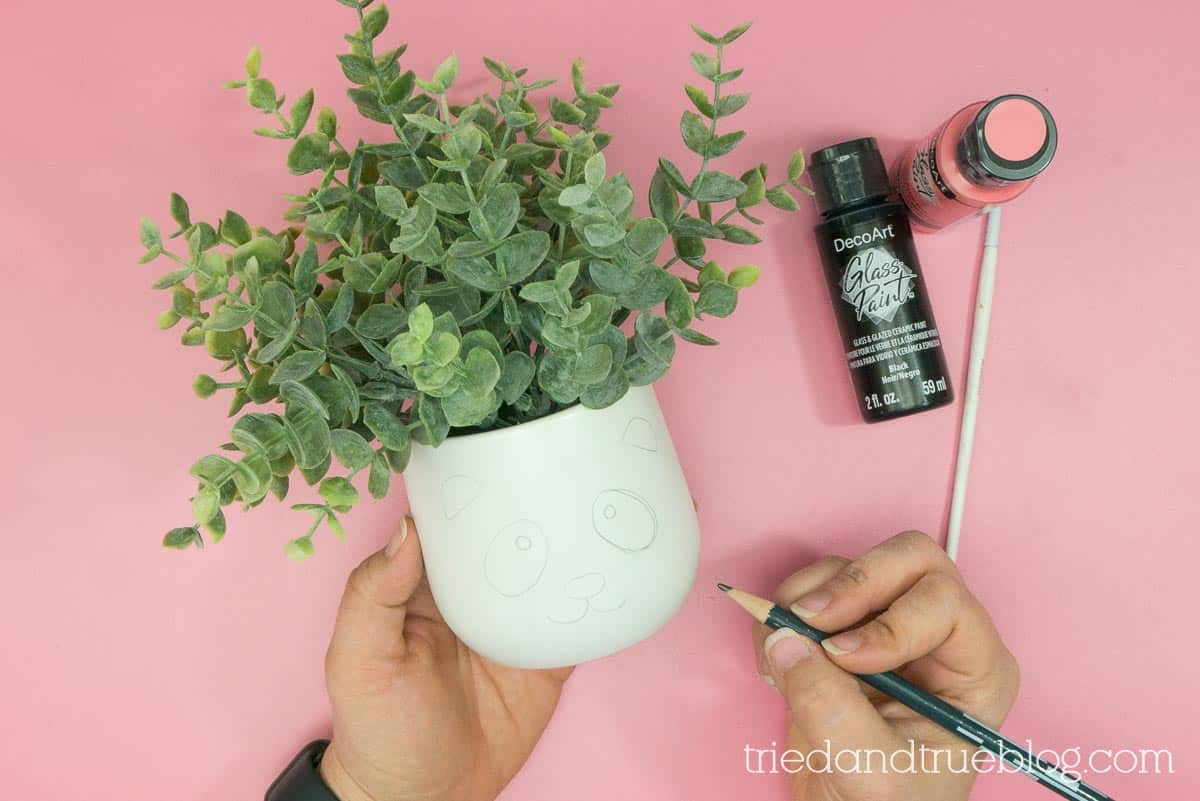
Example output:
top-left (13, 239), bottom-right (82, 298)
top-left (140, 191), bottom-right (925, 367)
top-left (547, 596), bottom-right (627, 624)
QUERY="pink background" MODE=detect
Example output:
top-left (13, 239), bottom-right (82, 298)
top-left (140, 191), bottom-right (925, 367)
top-left (1, 0), bottom-right (1196, 798)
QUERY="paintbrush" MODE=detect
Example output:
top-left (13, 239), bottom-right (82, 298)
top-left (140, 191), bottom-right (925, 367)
top-left (718, 582), bottom-right (1115, 801)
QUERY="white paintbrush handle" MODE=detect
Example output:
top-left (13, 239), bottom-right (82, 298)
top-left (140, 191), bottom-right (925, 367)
top-left (946, 207), bottom-right (1002, 562)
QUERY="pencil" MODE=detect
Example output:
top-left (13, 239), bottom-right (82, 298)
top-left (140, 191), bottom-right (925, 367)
top-left (718, 583), bottom-right (1115, 801)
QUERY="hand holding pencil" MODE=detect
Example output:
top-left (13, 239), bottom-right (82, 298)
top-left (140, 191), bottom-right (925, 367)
top-left (743, 530), bottom-right (1022, 801)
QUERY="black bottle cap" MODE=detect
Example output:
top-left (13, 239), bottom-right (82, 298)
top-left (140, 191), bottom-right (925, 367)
top-left (963, 94), bottom-right (1057, 183)
top-left (809, 137), bottom-right (891, 217)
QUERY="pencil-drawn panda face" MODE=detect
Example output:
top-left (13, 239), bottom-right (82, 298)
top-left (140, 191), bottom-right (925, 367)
top-left (444, 417), bottom-right (665, 621)
top-left (411, 397), bottom-right (700, 668)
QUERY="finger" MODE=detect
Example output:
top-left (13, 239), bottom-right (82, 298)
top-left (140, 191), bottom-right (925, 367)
top-left (764, 628), bottom-right (896, 751)
top-left (751, 556), bottom-right (849, 681)
top-left (327, 516), bottom-right (425, 665)
top-left (818, 570), bottom-right (1004, 679)
top-left (789, 531), bottom-right (954, 631)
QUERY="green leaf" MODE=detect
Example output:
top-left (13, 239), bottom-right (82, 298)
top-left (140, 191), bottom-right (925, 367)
top-left (362, 4), bottom-right (389, 38)
top-left (285, 537), bottom-right (314, 561)
top-left (363, 405), bottom-right (410, 451)
top-left (169, 193), bottom-right (190, 229)
top-left (463, 347), bottom-right (502, 396)
top-left (550, 97), bottom-right (586, 124)
top-left (704, 130), bottom-right (746, 158)
top-left (698, 261), bottom-right (726, 285)
top-left (680, 111), bottom-right (711, 154)
top-left (280, 380), bottom-right (330, 418)
top-left (375, 185), bottom-right (410, 218)
top-left (442, 388), bottom-right (497, 427)
top-left (693, 171), bottom-right (746, 202)
top-left (445, 256), bottom-right (505, 292)
top-left (715, 93), bottom-right (751, 117)
top-left (648, 172), bottom-right (679, 224)
top-left (575, 343), bottom-right (613, 385)
top-left (338, 53), bottom-right (375, 84)
top-left (294, 244), bottom-right (319, 297)
top-left (356, 304), bottom-right (408, 339)
top-left (558, 184), bottom-right (593, 207)
top-left (256, 280), bottom-right (296, 336)
top-left (281, 410), bottom-right (332, 470)
top-left (571, 57), bottom-right (586, 95)
top-left (497, 351), bottom-right (535, 404)
top-left (496, 230), bottom-right (551, 283)
top-left (247, 78), bottom-right (277, 111)
top-left (408, 303), bottom-right (434, 340)
top-left (428, 331), bottom-right (461, 366)
top-left (164, 527), bottom-right (200, 549)
top-left (245, 46), bottom-right (262, 78)
top-left (287, 132), bottom-right (331, 175)
top-left (289, 89), bottom-right (315, 134)
top-left (678, 327), bottom-right (720, 346)
top-left (417, 183), bottom-right (471, 214)
top-left (665, 280), bottom-right (695, 329)
top-left (368, 451), bottom-right (391, 498)
top-left (140, 217), bottom-right (162, 250)
top-left (431, 54), bottom-right (459, 90)
top-left (471, 185), bottom-right (520, 240)
top-left (684, 84), bottom-right (714, 117)
top-left (657, 158), bottom-right (691, 196)
top-left (690, 25), bottom-right (721, 45)
top-left (326, 283), bottom-right (355, 333)
top-left (689, 52), bottom-right (719, 80)
top-left (738, 167), bottom-right (766, 208)
top-left (788, 149), bottom-right (807, 183)
top-left (319, 477), bottom-right (359, 511)
top-left (624, 218), bottom-right (668, 257)
top-left (717, 223), bottom-right (761, 244)
top-left (728, 264), bottom-right (761, 289)
top-left (696, 280), bottom-right (738, 317)
top-left (766, 186), bottom-right (800, 211)
top-left (403, 113), bottom-right (450, 134)
top-left (719, 22), bottom-right (752, 44)
top-left (331, 429), bottom-right (373, 470)
top-left (583, 222), bottom-right (625, 248)
top-left (584, 152), bottom-right (606, 189)
top-left (618, 267), bottom-right (676, 310)
top-left (271, 350), bottom-right (325, 383)
top-left (203, 303), bottom-right (254, 332)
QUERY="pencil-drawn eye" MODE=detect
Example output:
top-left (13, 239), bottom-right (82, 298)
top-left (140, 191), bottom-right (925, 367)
top-left (485, 520), bottom-right (548, 597)
top-left (592, 489), bottom-right (658, 552)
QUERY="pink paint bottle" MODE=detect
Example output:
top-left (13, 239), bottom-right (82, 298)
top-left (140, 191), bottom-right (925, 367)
top-left (895, 94), bottom-right (1057, 231)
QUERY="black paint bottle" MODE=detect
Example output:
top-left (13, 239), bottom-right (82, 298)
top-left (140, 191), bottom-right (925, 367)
top-left (809, 138), bottom-right (953, 423)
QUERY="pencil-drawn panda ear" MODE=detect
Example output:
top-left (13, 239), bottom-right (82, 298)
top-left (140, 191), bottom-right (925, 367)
top-left (622, 417), bottom-right (658, 452)
top-left (442, 475), bottom-right (482, 519)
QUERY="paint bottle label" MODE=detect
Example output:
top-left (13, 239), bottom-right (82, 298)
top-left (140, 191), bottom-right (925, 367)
top-left (896, 127), bottom-right (975, 231)
top-left (814, 204), bottom-right (954, 422)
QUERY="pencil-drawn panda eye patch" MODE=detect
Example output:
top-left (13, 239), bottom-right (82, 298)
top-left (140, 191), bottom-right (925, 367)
top-left (485, 520), bottom-right (548, 597)
top-left (592, 489), bottom-right (658, 551)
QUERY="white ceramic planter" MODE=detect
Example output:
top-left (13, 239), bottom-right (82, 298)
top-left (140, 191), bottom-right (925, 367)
top-left (404, 386), bottom-right (700, 668)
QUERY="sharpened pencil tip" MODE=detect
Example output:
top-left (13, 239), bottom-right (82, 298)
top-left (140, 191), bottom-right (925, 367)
top-left (716, 582), bottom-right (732, 592)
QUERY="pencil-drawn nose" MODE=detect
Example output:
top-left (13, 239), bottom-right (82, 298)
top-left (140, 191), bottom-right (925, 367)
top-left (565, 572), bottom-right (605, 600)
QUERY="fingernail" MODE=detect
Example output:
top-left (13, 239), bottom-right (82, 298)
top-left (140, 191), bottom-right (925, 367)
top-left (765, 629), bottom-right (813, 673)
top-left (761, 674), bottom-right (777, 688)
top-left (822, 631), bottom-right (863, 656)
top-left (385, 516), bottom-right (410, 559)
top-left (791, 590), bottom-right (832, 618)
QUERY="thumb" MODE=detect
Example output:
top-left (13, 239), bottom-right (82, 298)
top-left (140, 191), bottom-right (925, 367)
top-left (765, 628), bottom-right (896, 752)
top-left (328, 515), bottom-right (426, 663)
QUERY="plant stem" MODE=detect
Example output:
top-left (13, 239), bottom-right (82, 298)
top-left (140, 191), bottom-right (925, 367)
top-left (670, 43), bottom-right (724, 228)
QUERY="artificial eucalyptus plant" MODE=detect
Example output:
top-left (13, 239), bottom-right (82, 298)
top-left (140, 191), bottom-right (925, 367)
top-left (139, 0), bottom-right (811, 558)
